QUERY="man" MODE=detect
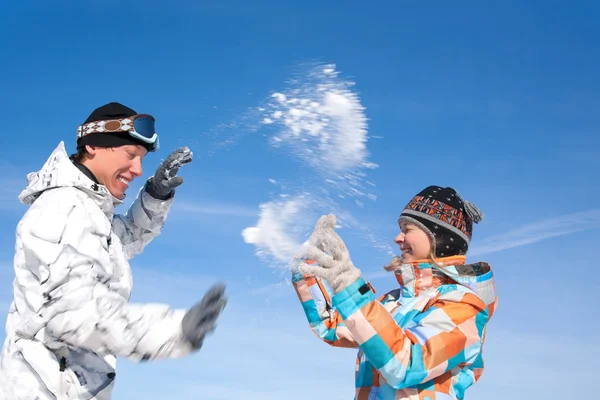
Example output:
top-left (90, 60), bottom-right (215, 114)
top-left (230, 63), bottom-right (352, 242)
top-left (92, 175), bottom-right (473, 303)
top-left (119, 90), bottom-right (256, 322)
top-left (0, 102), bottom-right (227, 399)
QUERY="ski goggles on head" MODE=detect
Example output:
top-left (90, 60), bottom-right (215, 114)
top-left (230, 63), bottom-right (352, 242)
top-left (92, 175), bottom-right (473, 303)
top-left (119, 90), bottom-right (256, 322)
top-left (77, 114), bottom-right (159, 151)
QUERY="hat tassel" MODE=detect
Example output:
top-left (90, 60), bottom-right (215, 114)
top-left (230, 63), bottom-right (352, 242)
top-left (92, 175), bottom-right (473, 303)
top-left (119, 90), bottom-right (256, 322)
top-left (456, 191), bottom-right (484, 223)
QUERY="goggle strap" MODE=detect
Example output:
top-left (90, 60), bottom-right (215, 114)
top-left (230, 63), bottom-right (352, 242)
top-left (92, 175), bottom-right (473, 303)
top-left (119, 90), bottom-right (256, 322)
top-left (76, 114), bottom-right (155, 138)
top-left (77, 118), bottom-right (135, 138)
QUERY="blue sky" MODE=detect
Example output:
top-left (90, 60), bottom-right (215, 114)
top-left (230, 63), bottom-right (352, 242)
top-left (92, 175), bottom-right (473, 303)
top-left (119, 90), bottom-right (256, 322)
top-left (1, 1), bottom-right (599, 399)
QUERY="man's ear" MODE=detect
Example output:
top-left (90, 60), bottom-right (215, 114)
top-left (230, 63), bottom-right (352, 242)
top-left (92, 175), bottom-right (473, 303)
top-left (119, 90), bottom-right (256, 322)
top-left (85, 145), bottom-right (98, 156)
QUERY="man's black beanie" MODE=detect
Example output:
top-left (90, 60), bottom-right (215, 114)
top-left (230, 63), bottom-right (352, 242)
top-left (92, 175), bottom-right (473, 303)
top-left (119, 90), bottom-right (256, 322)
top-left (77, 102), bottom-right (154, 151)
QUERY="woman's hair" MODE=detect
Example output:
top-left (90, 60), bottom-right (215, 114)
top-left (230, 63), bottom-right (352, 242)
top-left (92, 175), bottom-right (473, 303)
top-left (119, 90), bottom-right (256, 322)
top-left (383, 256), bottom-right (402, 272)
top-left (428, 250), bottom-right (446, 268)
top-left (383, 248), bottom-right (449, 273)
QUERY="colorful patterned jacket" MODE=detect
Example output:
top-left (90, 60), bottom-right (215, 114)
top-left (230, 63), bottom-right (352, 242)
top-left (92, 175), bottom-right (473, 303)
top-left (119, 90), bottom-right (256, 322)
top-left (292, 255), bottom-right (497, 400)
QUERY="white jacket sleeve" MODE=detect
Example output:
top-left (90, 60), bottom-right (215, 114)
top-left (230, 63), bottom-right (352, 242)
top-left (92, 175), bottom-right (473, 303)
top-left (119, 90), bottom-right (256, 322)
top-left (16, 189), bottom-right (194, 362)
top-left (112, 186), bottom-right (173, 260)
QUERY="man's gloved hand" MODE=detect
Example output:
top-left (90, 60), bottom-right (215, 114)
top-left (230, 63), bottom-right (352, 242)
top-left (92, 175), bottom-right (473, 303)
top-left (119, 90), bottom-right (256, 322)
top-left (181, 283), bottom-right (227, 350)
top-left (297, 214), bottom-right (361, 293)
top-left (146, 147), bottom-right (193, 200)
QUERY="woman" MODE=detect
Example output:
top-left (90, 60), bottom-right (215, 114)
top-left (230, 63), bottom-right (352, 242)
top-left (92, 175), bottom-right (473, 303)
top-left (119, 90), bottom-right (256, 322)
top-left (292, 186), bottom-right (497, 399)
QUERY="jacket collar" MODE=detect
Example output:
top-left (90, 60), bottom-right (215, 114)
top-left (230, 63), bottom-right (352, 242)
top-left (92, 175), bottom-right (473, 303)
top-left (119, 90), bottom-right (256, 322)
top-left (388, 255), bottom-right (498, 319)
top-left (71, 159), bottom-right (100, 184)
top-left (393, 255), bottom-right (466, 298)
top-left (18, 142), bottom-right (122, 218)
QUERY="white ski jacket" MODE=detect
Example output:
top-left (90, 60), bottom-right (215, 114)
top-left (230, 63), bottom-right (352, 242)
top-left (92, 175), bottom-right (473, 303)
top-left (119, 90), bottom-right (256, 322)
top-left (0, 142), bottom-right (194, 400)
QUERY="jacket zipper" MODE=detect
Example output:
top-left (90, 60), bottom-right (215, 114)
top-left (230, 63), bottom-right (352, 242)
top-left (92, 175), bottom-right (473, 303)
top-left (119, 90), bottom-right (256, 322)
top-left (59, 357), bottom-right (67, 400)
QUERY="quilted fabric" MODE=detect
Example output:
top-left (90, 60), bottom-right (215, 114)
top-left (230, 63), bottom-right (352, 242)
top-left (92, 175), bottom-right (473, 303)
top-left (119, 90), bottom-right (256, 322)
top-left (0, 142), bottom-right (194, 400)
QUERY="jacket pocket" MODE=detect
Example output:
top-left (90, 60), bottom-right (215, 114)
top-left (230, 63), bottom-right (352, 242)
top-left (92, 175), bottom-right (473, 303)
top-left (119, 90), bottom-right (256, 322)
top-left (16, 340), bottom-right (116, 400)
top-left (59, 350), bottom-right (116, 400)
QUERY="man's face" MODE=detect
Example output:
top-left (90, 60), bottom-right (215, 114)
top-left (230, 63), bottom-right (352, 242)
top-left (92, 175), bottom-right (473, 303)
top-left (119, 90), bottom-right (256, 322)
top-left (84, 144), bottom-right (148, 199)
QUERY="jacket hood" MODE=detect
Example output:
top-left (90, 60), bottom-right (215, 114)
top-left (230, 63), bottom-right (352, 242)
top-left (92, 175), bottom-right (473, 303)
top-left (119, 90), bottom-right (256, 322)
top-left (18, 141), bottom-right (122, 213)
top-left (393, 255), bottom-right (498, 319)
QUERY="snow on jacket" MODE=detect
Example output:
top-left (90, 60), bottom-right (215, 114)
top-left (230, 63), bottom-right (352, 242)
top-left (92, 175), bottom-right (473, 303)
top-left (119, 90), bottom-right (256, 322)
top-left (0, 142), bottom-right (195, 400)
top-left (292, 255), bottom-right (498, 400)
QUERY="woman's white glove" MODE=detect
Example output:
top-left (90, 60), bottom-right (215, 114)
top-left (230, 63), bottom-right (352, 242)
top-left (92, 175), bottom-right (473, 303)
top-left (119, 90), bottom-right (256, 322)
top-left (298, 214), bottom-right (361, 294)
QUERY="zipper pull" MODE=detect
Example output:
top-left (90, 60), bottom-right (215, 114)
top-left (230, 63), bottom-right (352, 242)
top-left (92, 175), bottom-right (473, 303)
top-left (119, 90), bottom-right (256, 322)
top-left (59, 357), bottom-right (66, 371)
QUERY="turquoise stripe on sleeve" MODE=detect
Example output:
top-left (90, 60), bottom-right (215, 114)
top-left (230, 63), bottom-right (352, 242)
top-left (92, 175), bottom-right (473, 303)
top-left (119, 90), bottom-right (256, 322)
top-left (446, 350), bottom-right (466, 369)
top-left (470, 353), bottom-right (483, 369)
top-left (291, 259), bottom-right (304, 282)
top-left (416, 378), bottom-right (436, 391)
top-left (331, 277), bottom-right (367, 305)
top-left (375, 383), bottom-right (397, 398)
top-left (323, 325), bottom-right (338, 342)
top-left (355, 359), bottom-right (374, 387)
top-left (291, 270), bottom-right (304, 282)
top-left (454, 369), bottom-right (476, 399)
top-left (361, 334), bottom-right (395, 369)
top-left (462, 341), bottom-right (482, 364)
top-left (331, 278), bottom-right (375, 320)
top-left (311, 321), bottom-right (329, 337)
top-left (403, 345), bottom-right (428, 386)
top-left (475, 309), bottom-right (489, 335)
top-left (302, 299), bottom-right (321, 323)
top-left (311, 321), bottom-right (340, 343)
top-left (378, 355), bottom-right (407, 388)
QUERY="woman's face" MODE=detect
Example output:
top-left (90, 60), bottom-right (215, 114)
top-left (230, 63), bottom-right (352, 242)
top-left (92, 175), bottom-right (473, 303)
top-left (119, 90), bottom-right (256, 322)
top-left (394, 221), bottom-right (432, 262)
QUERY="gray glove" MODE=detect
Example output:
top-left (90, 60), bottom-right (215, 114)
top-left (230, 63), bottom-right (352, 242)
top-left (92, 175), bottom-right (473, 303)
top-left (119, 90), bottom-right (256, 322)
top-left (181, 283), bottom-right (227, 349)
top-left (146, 147), bottom-right (193, 200)
top-left (298, 214), bottom-right (362, 293)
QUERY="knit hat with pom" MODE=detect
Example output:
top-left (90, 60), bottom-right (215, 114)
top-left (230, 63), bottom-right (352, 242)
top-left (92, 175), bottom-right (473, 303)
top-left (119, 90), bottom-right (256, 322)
top-left (398, 185), bottom-right (484, 257)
